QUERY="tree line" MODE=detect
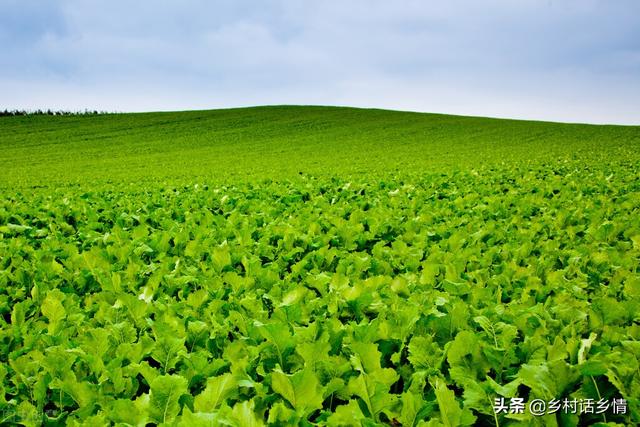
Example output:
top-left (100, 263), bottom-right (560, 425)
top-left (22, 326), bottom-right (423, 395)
top-left (0, 109), bottom-right (110, 117)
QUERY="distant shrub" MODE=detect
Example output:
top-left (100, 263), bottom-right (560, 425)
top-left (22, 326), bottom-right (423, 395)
top-left (0, 109), bottom-right (109, 117)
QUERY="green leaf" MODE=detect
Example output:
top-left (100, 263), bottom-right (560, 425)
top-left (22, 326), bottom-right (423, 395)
top-left (623, 276), bottom-right (640, 298)
top-left (0, 365), bottom-right (6, 406)
top-left (400, 390), bottom-right (428, 427)
top-left (485, 376), bottom-right (522, 398)
top-left (41, 289), bottom-right (66, 334)
top-left (50, 371), bottom-right (95, 409)
top-left (351, 342), bottom-right (383, 374)
top-left (271, 367), bottom-right (324, 418)
top-left (229, 399), bottom-right (265, 427)
top-left (194, 372), bottom-right (238, 412)
top-left (266, 400), bottom-right (296, 424)
top-left (408, 335), bottom-right (443, 372)
top-left (11, 300), bottom-right (29, 329)
top-left (106, 398), bottom-right (148, 426)
top-left (446, 330), bottom-right (481, 368)
top-left (577, 332), bottom-right (597, 365)
top-left (326, 400), bottom-right (366, 426)
top-left (151, 324), bottom-right (187, 374)
top-left (0, 223), bottom-right (32, 234)
top-left (149, 374), bottom-right (188, 425)
top-left (256, 321), bottom-right (295, 368)
top-left (347, 371), bottom-right (398, 420)
top-left (15, 401), bottom-right (40, 427)
top-left (347, 341), bottom-right (399, 420)
top-left (212, 241), bottom-right (232, 272)
top-left (433, 378), bottom-right (476, 427)
top-left (178, 408), bottom-right (223, 427)
top-left (296, 339), bottom-right (331, 371)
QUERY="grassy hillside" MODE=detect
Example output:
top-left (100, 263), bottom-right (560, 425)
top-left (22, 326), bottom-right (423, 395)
top-left (1, 105), bottom-right (638, 187)
top-left (1, 106), bottom-right (640, 425)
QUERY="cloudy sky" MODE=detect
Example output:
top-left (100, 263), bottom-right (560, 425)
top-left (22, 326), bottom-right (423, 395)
top-left (1, 0), bottom-right (639, 124)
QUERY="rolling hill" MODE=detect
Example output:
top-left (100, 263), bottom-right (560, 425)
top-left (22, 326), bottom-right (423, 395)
top-left (1, 105), bottom-right (638, 187)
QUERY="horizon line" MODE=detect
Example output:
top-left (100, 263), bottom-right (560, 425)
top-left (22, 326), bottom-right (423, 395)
top-left (2, 104), bottom-right (639, 127)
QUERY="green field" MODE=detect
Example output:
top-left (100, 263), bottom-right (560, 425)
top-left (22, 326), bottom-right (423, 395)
top-left (1, 106), bottom-right (639, 426)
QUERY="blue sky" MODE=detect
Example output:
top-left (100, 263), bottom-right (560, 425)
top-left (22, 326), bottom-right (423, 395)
top-left (1, 0), bottom-right (639, 124)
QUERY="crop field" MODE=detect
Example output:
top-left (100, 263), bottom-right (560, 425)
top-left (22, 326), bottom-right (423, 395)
top-left (1, 106), bottom-right (639, 426)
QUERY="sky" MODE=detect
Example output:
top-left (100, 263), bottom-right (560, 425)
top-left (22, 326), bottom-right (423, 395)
top-left (1, 0), bottom-right (639, 124)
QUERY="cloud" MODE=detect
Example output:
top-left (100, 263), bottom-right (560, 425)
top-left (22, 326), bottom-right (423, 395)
top-left (1, 0), bottom-right (639, 123)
